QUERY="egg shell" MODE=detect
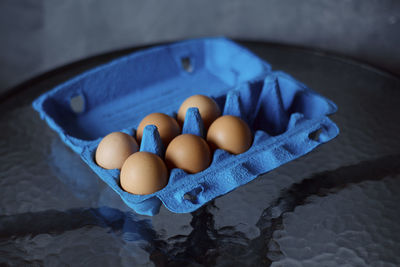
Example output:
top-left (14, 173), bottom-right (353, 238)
top-left (95, 132), bottom-right (139, 169)
top-left (120, 151), bottom-right (168, 195)
top-left (165, 134), bottom-right (211, 174)
top-left (136, 113), bottom-right (181, 146)
top-left (207, 115), bottom-right (252, 155)
top-left (177, 95), bottom-right (221, 129)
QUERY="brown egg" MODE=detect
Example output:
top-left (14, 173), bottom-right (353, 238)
top-left (177, 95), bottom-right (221, 129)
top-left (95, 132), bottom-right (138, 169)
top-left (136, 113), bottom-right (180, 146)
top-left (165, 134), bottom-right (211, 174)
top-left (120, 152), bottom-right (168, 195)
top-left (207, 115), bottom-right (252, 155)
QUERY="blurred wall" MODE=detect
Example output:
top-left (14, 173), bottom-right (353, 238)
top-left (0, 0), bottom-right (399, 94)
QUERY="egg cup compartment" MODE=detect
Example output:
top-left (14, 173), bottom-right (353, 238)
top-left (33, 38), bottom-right (339, 216)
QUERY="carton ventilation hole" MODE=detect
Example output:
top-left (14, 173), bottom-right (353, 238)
top-left (308, 128), bottom-right (323, 142)
top-left (181, 57), bottom-right (193, 73)
top-left (183, 186), bottom-right (203, 204)
top-left (70, 95), bottom-right (85, 114)
top-left (184, 193), bottom-right (197, 203)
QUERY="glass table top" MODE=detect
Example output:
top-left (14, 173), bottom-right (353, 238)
top-left (1, 41), bottom-right (399, 266)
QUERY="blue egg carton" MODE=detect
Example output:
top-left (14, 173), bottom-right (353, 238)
top-left (33, 37), bottom-right (339, 216)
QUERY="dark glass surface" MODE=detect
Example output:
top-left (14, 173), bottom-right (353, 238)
top-left (1, 41), bottom-right (399, 266)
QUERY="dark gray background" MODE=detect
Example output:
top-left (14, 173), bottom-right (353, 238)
top-left (1, 0), bottom-right (399, 95)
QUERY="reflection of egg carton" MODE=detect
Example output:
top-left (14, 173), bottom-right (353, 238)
top-left (33, 37), bottom-right (339, 215)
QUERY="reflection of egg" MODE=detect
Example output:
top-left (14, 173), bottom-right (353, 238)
top-left (177, 95), bottom-right (221, 128)
top-left (136, 113), bottom-right (180, 147)
top-left (120, 151), bottom-right (168, 195)
top-left (95, 132), bottom-right (138, 169)
top-left (207, 115), bottom-right (252, 155)
top-left (165, 134), bottom-right (211, 174)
